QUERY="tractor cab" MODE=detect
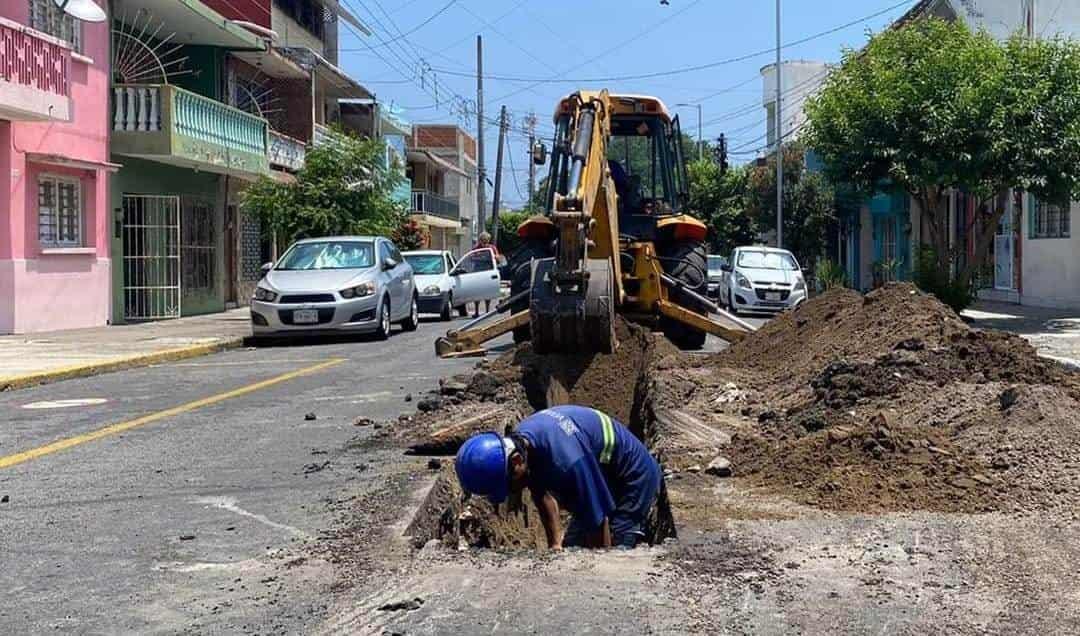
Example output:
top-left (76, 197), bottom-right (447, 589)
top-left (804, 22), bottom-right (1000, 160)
top-left (543, 93), bottom-right (692, 243)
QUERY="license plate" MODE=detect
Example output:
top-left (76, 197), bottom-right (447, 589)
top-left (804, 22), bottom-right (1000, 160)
top-left (293, 309), bottom-right (319, 324)
top-left (766, 292), bottom-right (782, 301)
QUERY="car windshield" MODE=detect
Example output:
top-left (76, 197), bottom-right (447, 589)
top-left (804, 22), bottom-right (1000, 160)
top-left (276, 241), bottom-right (374, 270)
top-left (737, 251), bottom-right (798, 271)
top-left (707, 256), bottom-right (726, 270)
top-left (405, 254), bottom-right (446, 275)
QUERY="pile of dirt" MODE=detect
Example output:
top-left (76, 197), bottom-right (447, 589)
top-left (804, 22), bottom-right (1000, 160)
top-left (681, 283), bottom-right (1080, 514)
top-left (400, 319), bottom-right (667, 455)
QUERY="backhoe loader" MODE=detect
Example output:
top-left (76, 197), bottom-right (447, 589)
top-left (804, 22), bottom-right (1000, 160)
top-left (435, 91), bottom-right (754, 358)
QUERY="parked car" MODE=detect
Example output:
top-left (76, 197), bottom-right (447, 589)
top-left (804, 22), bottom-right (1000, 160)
top-left (250, 236), bottom-right (418, 339)
top-left (403, 249), bottom-right (458, 320)
top-left (448, 247), bottom-right (502, 315)
top-left (718, 246), bottom-right (808, 315)
top-left (707, 255), bottom-right (728, 298)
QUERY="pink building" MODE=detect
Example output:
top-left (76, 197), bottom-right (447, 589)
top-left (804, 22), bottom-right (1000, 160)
top-left (0, 0), bottom-right (113, 334)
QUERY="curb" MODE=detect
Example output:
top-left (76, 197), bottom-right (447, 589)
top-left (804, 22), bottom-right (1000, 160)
top-left (0, 337), bottom-right (247, 392)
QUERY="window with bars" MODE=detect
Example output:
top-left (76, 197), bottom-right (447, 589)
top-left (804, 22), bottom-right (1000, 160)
top-left (38, 175), bottom-right (82, 247)
top-left (1031, 198), bottom-right (1071, 239)
top-left (28, 0), bottom-right (82, 51)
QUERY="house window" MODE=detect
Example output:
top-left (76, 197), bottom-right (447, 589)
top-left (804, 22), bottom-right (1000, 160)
top-left (38, 175), bottom-right (82, 247)
top-left (28, 0), bottom-right (81, 51)
top-left (1031, 198), bottom-right (1071, 239)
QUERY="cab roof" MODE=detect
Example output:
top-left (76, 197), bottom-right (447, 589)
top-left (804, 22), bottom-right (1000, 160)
top-left (554, 91), bottom-right (673, 123)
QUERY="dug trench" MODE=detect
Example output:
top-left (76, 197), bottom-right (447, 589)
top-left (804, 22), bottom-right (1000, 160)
top-left (402, 319), bottom-right (679, 550)
top-left (316, 284), bottom-right (1080, 633)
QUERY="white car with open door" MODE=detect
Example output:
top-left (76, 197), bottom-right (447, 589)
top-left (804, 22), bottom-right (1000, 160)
top-left (403, 249), bottom-right (458, 320)
top-left (449, 247), bottom-right (501, 315)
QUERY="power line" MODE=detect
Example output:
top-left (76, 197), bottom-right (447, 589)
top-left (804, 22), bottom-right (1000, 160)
top-left (429, 0), bottom-right (910, 86)
top-left (354, 0), bottom-right (460, 50)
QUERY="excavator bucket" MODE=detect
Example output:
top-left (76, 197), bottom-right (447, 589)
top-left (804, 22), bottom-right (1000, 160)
top-left (528, 257), bottom-right (616, 355)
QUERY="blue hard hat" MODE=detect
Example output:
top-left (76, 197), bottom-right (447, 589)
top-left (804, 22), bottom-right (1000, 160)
top-left (455, 431), bottom-right (511, 504)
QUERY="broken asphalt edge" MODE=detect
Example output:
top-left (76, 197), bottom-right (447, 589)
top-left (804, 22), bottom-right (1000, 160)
top-left (0, 337), bottom-right (247, 392)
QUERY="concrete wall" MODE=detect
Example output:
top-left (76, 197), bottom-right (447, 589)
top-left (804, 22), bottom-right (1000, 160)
top-left (0, 1), bottom-right (111, 333)
top-left (1021, 200), bottom-right (1080, 309)
top-left (271, 3), bottom-right (325, 54)
top-left (957, 0), bottom-right (1080, 39)
top-left (761, 60), bottom-right (830, 146)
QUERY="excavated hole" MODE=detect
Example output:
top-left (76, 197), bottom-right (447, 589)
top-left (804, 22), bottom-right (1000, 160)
top-left (405, 323), bottom-right (676, 551)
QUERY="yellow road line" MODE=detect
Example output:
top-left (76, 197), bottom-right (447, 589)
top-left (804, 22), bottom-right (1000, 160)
top-left (0, 358), bottom-right (346, 470)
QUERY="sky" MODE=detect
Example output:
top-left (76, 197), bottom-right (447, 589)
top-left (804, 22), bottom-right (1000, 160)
top-left (335, 0), bottom-right (922, 207)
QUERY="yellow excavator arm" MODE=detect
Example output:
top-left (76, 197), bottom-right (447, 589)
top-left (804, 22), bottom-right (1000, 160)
top-left (435, 91), bottom-right (755, 358)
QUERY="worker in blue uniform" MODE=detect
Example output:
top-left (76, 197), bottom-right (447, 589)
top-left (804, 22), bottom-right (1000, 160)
top-left (455, 405), bottom-right (664, 549)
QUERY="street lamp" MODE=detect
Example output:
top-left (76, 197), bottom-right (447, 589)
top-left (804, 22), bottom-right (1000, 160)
top-left (674, 102), bottom-right (703, 160)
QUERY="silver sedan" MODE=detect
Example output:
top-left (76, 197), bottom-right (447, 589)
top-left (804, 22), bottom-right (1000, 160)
top-left (250, 236), bottom-right (418, 339)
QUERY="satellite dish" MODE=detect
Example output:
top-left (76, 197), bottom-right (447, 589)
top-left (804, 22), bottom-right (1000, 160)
top-left (54, 0), bottom-right (107, 23)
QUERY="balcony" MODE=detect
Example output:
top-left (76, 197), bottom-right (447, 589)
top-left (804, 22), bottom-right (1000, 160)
top-left (0, 16), bottom-right (71, 122)
top-left (411, 190), bottom-right (459, 220)
top-left (269, 130), bottom-right (306, 172)
top-left (111, 84), bottom-right (269, 180)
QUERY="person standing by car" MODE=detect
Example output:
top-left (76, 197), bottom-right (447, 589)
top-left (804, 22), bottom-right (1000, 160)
top-left (471, 232), bottom-right (500, 316)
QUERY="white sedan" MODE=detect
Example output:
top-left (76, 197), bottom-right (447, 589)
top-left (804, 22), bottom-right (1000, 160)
top-left (403, 248), bottom-right (501, 320)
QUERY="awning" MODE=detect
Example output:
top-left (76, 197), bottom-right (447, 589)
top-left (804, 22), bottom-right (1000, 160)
top-left (112, 0), bottom-right (262, 49)
top-left (280, 47), bottom-right (371, 99)
top-left (25, 153), bottom-right (122, 173)
top-left (406, 149), bottom-right (469, 178)
top-left (410, 213), bottom-right (460, 230)
top-left (233, 47), bottom-right (308, 80)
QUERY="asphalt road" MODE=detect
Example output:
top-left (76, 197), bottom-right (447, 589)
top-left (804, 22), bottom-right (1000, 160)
top-left (0, 313), bottom-right (511, 634)
top-left (0, 309), bottom-right (767, 634)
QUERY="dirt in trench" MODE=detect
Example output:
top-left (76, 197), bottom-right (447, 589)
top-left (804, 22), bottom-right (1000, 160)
top-left (400, 319), bottom-right (678, 550)
top-left (669, 283), bottom-right (1080, 514)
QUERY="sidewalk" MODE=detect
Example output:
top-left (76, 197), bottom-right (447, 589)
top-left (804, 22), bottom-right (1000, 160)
top-left (0, 309), bottom-right (252, 390)
top-left (963, 300), bottom-right (1080, 371)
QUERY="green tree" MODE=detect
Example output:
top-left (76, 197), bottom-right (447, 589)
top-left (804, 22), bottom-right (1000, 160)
top-left (488, 209), bottom-right (530, 255)
top-left (745, 143), bottom-right (836, 269)
top-left (391, 219), bottom-right (427, 250)
top-left (242, 128), bottom-right (407, 246)
top-left (687, 159), bottom-right (755, 255)
top-left (805, 18), bottom-right (1080, 290)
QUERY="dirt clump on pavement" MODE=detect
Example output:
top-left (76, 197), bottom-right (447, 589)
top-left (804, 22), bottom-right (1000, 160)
top-left (686, 283), bottom-right (1080, 514)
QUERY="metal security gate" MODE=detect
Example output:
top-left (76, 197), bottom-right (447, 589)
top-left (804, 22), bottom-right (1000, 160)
top-left (994, 194), bottom-right (1015, 290)
top-left (122, 194), bottom-right (181, 320)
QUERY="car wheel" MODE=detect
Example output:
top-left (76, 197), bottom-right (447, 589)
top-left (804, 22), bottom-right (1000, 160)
top-left (440, 294), bottom-right (453, 321)
top-left (457, 304), bottom-right (469, 318)
top-left (374, 297), bottom-right (391, 340)
top-left (401, 294), bottom-right (419, 331)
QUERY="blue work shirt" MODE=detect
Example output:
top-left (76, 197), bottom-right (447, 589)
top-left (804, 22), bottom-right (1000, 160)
top-left (516, 405), bottom-right (661, 532)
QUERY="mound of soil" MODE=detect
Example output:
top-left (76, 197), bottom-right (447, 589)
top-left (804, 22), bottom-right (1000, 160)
top-left (401, 319), bottom-right (668, 455)
top-left (684, 283), bottom-right (1080, 514)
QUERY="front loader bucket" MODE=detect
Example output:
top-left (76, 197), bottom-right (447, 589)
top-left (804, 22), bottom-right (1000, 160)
top-left (529, 257), bottom-right (616, 355)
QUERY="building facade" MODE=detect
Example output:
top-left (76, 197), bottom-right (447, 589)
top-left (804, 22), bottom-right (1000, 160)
top-left (107, 0), bottom-right (369, 323)
top-left (1, 0), bottom-right (113, 334)
top-left (407, 125), bottom-right (477, 257)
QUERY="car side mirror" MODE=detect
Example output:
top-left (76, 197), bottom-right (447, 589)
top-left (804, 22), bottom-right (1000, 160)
top-left (531, 141), bottom-right (547, 165)
top-left (260, 261), bottom-right (274, 274)
top-left (382, 257), bottom-right (397, 271)
top-left (721, 263), bottom-right (732, 272)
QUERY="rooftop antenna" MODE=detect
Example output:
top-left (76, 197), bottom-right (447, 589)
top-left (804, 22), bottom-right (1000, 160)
top-left (54, 0), bottom-right (107, 23)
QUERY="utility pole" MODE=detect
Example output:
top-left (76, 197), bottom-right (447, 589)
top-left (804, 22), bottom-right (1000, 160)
top-left (695, 103), bottom-right (703, 160)
top-left (476, 35), bottom-right (486, 235)
top-left (775, 0), bottom-right (784, 250)
top-left (524, 111), bottom-right (537, 201)
top-left (491, 105), bottom-right (508, 246)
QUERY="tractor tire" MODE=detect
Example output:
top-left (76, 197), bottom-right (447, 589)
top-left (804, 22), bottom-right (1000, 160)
top-left (659, 240), bottom-right (709, 350)
top-left (508, 239), bottom-right (554, 343)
